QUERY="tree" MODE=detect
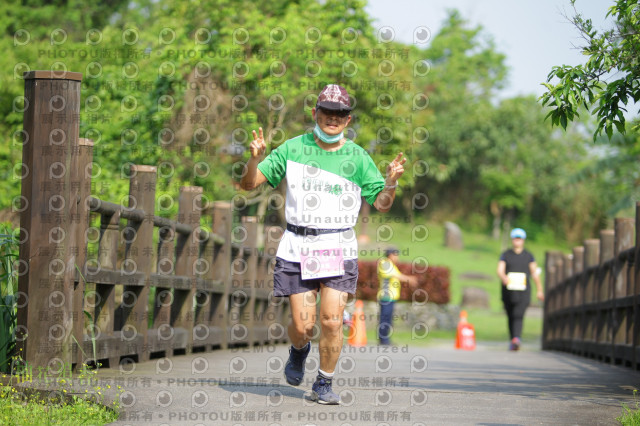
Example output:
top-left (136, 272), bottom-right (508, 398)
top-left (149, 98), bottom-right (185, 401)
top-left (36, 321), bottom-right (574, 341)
top-left (409, 10), bottom-right (507, 222)
top-left (540, 0), bottom-right (640, 140)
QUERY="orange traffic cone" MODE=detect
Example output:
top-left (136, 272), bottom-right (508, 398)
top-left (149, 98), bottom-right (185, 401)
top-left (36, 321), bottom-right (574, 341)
top-left (455, 310), bottom-right (476, 350)
top-left (347, 300), bottom-right (367, 347)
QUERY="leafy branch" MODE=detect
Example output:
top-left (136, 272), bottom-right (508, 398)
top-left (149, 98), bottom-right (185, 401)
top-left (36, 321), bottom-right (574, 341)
top-left (540, 0), bottom-right (640, 140)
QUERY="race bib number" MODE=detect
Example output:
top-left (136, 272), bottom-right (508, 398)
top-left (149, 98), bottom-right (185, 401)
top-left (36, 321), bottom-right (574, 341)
top-left (300, 242), bottom-right (344, 280)
top-left (507, 272), bottom-right (527, 291)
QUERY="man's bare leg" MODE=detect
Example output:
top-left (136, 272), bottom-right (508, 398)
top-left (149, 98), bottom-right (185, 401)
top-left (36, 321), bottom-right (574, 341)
top-left (284, 290), bottom-right (317, 386)
top-left (287, 290), bottom-right (318, 347)
top-left (318, 284), bottom-right (348, 373)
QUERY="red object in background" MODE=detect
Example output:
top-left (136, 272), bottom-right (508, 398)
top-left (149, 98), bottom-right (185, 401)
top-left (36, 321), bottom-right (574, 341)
top-left (455, 310), bottom-right (476, 350)
top-left (348, 300), bottom-right (367, 347)
top-left (355, 260), bottom-right (451, 305)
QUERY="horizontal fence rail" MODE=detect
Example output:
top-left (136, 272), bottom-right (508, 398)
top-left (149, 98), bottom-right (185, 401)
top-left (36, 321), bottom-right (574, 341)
top-left (16, 71), bottom-right (287, 371)
top-left (543, 203), bottom-right (639, 368)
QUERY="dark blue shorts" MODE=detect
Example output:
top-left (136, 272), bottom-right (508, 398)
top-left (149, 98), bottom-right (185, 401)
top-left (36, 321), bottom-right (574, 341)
top-left (272, 257), bottom-right (358, 297)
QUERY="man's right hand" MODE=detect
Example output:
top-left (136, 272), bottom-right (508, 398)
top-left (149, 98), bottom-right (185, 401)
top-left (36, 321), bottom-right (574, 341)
top-left (240, 127), bottom-right (269, 190)
top-left (250, 127), bottom-right (266, 158)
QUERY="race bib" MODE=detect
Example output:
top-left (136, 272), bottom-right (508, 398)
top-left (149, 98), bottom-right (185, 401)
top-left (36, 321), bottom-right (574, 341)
top-left (300, 242), bottom-right (344, 280)
top-left (507, 272), bottom-right (527, 291)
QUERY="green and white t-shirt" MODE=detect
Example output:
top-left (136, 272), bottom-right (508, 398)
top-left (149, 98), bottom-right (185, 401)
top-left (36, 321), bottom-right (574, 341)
top-left (258, 133), bottom-right (385, 262)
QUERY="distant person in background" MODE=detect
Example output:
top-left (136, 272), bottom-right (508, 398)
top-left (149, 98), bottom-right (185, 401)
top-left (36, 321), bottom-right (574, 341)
top-left (496, 228), bottom-right (544, 351)
top-left (377, 247), bottom-right (418, 345)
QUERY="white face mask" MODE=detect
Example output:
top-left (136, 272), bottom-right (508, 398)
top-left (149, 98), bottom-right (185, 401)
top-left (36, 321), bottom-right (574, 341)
top-left (313, 123), bottom-right (344, 144)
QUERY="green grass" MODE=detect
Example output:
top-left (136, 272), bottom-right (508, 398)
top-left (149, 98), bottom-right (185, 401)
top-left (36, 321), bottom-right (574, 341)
top-left (0, 384), bottom-right (118, 426)
top-left (355, 214), bottom-right (566, 345)
top-left (0, 222), bottom-right (119, 425)
top-left (618, 390), bottom-right (640, 425)
top-left (0, 224), bottom-right (18, 373)
top-left (361, 306), bottom-right (543, 347)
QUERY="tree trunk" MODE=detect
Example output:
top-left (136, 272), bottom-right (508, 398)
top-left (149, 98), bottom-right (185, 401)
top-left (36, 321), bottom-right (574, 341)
top-left (358, 197), bottom-right (371, 244)
top-left (402, 188), bottom-right (416, 227)
top-left (490, 200), bottom-right (501, 240)
top-left (501, 208), bottom-right (514, 252)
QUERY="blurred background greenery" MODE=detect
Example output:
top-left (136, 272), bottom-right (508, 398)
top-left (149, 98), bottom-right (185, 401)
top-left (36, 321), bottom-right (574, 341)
top-left (0, 0), bottom-right (637, 243)
top-left (0, 0), bottom-right (638, 349)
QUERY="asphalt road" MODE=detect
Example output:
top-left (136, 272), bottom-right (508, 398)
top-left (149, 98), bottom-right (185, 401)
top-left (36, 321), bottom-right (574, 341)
top-left (65, 339), bottom-right (640, 426)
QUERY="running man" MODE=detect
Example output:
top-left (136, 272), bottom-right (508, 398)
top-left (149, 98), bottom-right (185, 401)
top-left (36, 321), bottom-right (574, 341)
top-left (240, 84), bottom-right (406, 404)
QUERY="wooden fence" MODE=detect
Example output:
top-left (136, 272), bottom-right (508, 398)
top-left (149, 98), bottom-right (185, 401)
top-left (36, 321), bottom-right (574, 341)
top-left (543, 202), bottom-right (638, 368)
top-left (16, 71), bottom-right (288, 371)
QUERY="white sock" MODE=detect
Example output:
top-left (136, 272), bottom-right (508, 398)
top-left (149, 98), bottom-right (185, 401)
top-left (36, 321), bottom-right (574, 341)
top-left (318, 368), bottom-right (334, 378)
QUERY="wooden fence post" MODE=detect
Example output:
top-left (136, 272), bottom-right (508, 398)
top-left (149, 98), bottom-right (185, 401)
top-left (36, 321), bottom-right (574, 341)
top-left (70, 138), bottom-right (93, 368)
top-left (121, 165), bottom-right (156, 363)
top-left (572, 247), bottom-right (585, 307)
top-left (153, 221), bottom-right (175, 357)
top-left (600, 230), bottom-right (615, 304)
top-left (208, 201), bottom-right (232, 349)
top-left (542, 251), bottom-right (556, 350)
top-left (599, 230), bottom-right (615, 362)
top-left (561, 254), bottom-right (573, 343)
top-left (263, 225), bottom-right (283, 344)
top-left (613, 218), bottom-right (635, 365)
top-left (17, 71), bottom-right (82, 371)
top-left (172, 186), bottom-right (202, 355)
top-left (240, 217), bottom-right (258, 345)
top-left (583, 238), bottom-right (600, 357)
top-left (584, 239), bottom-right (600, 305)
top-left (571, 246), bottom-right (585, 354)
top-left (95, 206), bottom-right (120, 368)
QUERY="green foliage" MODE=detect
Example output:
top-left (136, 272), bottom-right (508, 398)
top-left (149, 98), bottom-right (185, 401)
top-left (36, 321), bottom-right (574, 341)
top-left (579, 118), bottom-right (640, 214)
top-left (0, 384), bottom-right (118, 425)
top-left (618, 390), bottom-right (640, 426)
top-left (0, 0), bottom-right (130, 40)
top-left (0, 223), bottom-right (18, 373)
top-left (0, 0), bottom-right (632, 247)
top-left (0, 0), bottom-right (430, 214)
top-left (540, 0), bottom-right (640, 140)
top-left (413, 10), bottom-right (507, 184)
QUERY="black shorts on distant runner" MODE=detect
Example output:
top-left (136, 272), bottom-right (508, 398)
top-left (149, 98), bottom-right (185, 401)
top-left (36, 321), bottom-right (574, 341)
top-left (272, 257), bottom-right (358, 296)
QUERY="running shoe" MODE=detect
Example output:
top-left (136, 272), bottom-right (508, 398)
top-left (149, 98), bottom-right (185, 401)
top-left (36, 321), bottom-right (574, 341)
top-left (310, 375), bottom-right (340, 405)
top-left (284, 342), bottom-right (310, 386)
top-left (509, 337), bottom-right (521, 351)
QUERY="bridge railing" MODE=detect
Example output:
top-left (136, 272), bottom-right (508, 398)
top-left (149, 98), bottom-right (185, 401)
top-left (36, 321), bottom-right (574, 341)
top-left (543, 202), bottom-right (638, 368)
top-left (16, 71), bottom-right (287, 371)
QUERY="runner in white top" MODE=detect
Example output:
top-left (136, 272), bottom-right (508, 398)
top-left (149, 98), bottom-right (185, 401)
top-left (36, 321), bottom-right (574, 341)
top-left (240, 84), bottom-right (406, 404)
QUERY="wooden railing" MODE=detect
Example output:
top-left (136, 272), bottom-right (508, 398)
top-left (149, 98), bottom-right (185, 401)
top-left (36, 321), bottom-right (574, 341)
top-left (543, 202), bottom-right (638, 368)
top-left (16, 71), bottom-right (287, 371)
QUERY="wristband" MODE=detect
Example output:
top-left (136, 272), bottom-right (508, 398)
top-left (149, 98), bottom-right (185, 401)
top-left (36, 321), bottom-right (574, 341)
top-left (384, 183), bottom-right (397, 189)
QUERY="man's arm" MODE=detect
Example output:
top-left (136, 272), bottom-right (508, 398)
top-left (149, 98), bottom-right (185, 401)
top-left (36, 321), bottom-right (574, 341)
top-left (382, 260), bottom-right (418, 286)
top-left (373, 152), bottom-right (407, 213)
top-left (385, 263), bottom-right (415, 284)
top-left (393, 270), bottom-right (418, 286)
top-left (240, 127), bottom-right (268, 190)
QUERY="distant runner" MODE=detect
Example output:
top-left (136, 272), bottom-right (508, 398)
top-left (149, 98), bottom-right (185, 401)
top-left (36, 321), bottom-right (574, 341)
top-left (496, 228), bottom-right (544, 351)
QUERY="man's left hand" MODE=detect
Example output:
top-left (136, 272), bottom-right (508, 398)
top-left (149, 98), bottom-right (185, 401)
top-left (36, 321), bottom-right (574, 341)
top-left (386, 152), bottom-right (407, 184)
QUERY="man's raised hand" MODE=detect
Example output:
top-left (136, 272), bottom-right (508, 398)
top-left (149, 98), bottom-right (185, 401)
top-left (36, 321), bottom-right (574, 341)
top-left (250, 127), bottom-right (267, 158)
top-left (386, 152), bottom-right (407, 184)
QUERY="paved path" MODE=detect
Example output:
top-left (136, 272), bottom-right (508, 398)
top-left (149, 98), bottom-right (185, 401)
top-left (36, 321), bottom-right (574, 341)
top-left (60, 340), bottom-right (640, 425)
